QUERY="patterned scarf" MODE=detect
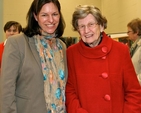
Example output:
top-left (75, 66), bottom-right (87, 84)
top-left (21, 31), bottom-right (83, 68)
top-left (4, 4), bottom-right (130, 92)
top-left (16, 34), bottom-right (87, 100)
top-left (34, 32), bottom-right (66, 113)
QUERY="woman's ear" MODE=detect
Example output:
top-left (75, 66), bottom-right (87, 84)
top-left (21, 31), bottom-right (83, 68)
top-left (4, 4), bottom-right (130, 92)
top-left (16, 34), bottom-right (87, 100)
top-left (100, 25), bottom-right (104, 32)
top-left (33, 13), bottom-right (38, 21)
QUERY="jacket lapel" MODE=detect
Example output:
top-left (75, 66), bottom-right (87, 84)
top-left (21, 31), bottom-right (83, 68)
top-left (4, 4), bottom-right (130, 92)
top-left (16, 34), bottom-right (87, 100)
top-left (28, 37), bottom-right (42, 70)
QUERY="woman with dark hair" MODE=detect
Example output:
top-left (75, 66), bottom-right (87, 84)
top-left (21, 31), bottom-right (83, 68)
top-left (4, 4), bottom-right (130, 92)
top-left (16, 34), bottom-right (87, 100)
top-left (23, 0), bottom-right (65, 38)
top-left (1, 0), bottom-right (67, 113)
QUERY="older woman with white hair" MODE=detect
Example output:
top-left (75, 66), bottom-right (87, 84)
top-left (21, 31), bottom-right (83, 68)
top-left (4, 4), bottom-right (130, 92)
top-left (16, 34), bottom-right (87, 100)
top-left (65, 5), bottom-right (141, 113)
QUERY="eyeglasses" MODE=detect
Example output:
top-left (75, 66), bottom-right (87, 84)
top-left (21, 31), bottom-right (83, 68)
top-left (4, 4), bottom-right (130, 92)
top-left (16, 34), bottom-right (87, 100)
top-left (78, 22), bottom-right (98, 31)
top-left (127, 31), bottom-right (133, 34)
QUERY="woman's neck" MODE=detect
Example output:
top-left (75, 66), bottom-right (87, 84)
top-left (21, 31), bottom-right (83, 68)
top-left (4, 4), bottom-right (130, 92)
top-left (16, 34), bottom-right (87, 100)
top-left (85, 33), bottom-right (102, 47)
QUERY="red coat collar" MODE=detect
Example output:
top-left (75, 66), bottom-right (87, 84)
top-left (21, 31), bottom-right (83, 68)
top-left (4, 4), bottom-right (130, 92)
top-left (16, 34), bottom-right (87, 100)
top-left (77, 32), bottom-right (113, 58)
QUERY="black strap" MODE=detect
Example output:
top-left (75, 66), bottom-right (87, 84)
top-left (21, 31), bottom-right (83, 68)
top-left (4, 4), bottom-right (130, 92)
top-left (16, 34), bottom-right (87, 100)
top-left (130, 44), bottom-right (138, 57)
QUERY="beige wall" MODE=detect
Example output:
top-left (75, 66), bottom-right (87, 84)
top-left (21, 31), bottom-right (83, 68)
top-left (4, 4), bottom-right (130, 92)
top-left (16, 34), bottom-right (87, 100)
top-left (1, 0), bottom-right (141, 42)
top-left (102, 0), bottom-right (141, 34)
top-left (1, 0), bottom-right (101, 42)
top-left (59, 0), bottom-right (101, 37)
top-left (3, 0), bottom-right (32, 26)
top-left (0, 0), bottom-right (3, 42)
top-left (1, 0), bottom-right (32, 42)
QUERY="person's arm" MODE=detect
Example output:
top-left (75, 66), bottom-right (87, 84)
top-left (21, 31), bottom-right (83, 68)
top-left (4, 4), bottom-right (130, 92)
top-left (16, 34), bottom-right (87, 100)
top-left (136, 47), bottom-right (141, 85)
top-left (1, 37), bottom-right (21, 113)
top-left (123, 46), bottom-right (141, 113)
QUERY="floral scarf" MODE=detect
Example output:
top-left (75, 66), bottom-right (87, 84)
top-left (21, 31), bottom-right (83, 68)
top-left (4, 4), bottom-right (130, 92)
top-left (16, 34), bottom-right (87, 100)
top-left (34, 33), bottom-right (66, 113)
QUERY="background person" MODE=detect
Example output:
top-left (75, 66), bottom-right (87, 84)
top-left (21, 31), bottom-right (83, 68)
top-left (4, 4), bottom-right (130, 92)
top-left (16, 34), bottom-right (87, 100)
top-left (127, 18), bottom-right (141, 85)
top-left (65, 5), bottom-right (141, 113)
top-left (0, 0), bottom-right (67, 113)
top-left (0, 21), bottom-right (22, 69)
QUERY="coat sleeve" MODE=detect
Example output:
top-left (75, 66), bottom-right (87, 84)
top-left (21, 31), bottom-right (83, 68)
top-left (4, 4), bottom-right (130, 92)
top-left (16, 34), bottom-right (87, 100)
top-left (65, 48), bottom-right (88, 113)
top-left (137, 46), bottom-right (141, 85)
top-left (123, 46), bottom-right (141, 113)
top-left (1, 37), bottom-right (22, 113)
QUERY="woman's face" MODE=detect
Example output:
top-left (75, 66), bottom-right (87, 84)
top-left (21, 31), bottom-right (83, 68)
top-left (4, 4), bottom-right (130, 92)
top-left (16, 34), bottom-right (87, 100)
top-left (77, 14), bottom-right (103, 44)
top-left (127, 27), bottom-right (138, 41)
top-left (34, 2), bottom-right (60, 34)
top-left (5, 25), bottom-right (19, 39)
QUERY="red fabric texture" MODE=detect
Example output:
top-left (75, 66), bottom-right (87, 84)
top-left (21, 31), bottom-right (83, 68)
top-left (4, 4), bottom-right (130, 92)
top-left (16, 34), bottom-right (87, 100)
top-left (66, 32), bottom-right (141, 113)
top-left (0, 42), bottom-right (4, 68)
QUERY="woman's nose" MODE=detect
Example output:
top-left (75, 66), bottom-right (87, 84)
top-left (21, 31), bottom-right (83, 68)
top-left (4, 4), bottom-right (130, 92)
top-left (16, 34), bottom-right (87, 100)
top-left (10, 31), bottom-right (14, 35)
top-left (48, 15), bottom-right (53, 23)
top-left (84, 25), bottom-right (91, 33)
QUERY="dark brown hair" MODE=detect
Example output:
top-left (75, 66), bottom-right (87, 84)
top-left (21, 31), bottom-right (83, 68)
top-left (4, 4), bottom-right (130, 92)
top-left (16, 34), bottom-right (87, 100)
top-left (23, 0), bottom-right (65, 37)
top-left (4, 21), bottom-right (22, 33)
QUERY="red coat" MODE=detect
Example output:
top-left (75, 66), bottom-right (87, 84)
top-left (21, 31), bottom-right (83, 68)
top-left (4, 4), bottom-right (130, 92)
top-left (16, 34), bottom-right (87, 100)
top-left (66, 32), bottom-right (141, 113)
top-left (0, 42), bottom-right (4, 68)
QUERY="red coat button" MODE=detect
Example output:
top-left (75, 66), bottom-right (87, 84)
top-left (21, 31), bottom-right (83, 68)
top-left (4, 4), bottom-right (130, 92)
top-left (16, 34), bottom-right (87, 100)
top-left (104, 94), bottom-right (111, 101)
top-left (102, 47), bottom-right (108, 53)
top-left (102, 56), bottom-right (106, 59)
top-left (101, 72), bottom-right (108, 78)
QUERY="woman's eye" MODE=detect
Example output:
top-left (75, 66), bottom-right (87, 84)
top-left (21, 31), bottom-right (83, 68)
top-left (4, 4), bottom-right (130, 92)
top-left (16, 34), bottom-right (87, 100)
top-left (42, 14), bottom-right (46, 17)
top-left (7, 29), bottom-right (11, 32)
top-left (80, 25), bottom-right (84, 28)
top-left (53, 13), bottom-right (59, 16)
